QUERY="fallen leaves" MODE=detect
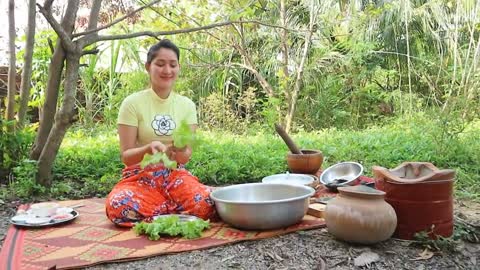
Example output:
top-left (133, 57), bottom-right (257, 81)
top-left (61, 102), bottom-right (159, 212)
top-left (410, 248), bottom-right (434, 261)
top-left (265, 251), bottom-right (284, 262)
top-left (354, 251), bottom-right (380, 267)
top-left (221, 255), bottom-right (235, 262)
top-left (317, 256), bottom-right (326, 270)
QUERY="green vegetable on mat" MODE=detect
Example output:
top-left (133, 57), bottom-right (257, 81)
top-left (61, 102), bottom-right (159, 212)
top-left (133, 216), bottom-right (210, 240)
top-left (140, 152), bottom-right (177, 169)
top-left (172, 120), bottom-right (196, 149)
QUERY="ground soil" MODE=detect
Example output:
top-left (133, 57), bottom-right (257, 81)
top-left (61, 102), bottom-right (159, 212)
top-left (1, 199), bottom-right (479, 270)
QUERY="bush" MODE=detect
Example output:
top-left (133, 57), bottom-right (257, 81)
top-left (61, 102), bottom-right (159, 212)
top-left (0, 122), bottom-right (35, 182)
top-left (6, 114), bottom-right (480, 201)
top-left (52, 127), bottom-right (123, 196)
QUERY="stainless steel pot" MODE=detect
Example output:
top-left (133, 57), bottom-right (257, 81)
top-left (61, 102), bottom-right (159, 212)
top-left (210, 183), bottom-right (315, 230)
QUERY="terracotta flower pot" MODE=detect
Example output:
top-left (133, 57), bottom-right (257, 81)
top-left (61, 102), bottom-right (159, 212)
top-left (286, 149), bottom-right (323, 175)
top-left (325, 185), bottom-right (397, 244)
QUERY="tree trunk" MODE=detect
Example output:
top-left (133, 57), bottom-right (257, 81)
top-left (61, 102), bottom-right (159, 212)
top-left (339, 0), bottom-right (348, 13)
top-left (279, 0), bottom-right (291, 102)
top-left (29, 41), bottom-right (66, 161)
top-left (0, 117), bottom-right (4, 178)
top-left (284, 2), bottom-right (315, 133)
top-left (6, 0), bottom-right (16, 132)
top-left (37, 54), bottom-right (81, 186)
top-left (36, 0), bottom-right (98, 185)
top-left (17, 0), bottom-right (37, 129)
top-left (30, 0), bottom-right (80, 160)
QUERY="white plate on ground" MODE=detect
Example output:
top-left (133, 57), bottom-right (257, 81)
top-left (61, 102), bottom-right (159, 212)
top-left (11, 214), bottom-right (31, 223)
top-left (25, 217), bottom-right (52, 225)
top-left (10, 210), bottom-right (79, 228)
top-left (262, 173), bottom-right (315, 186)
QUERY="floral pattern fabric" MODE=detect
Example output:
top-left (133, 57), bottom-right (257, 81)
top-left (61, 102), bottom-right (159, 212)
top-left (106, 164), bottom-right (216, 227)
top-left (151, 114), bottom-right (176, 136)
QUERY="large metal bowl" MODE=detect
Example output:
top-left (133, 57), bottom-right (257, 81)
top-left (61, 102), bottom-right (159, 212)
top-left (210, 183), bottom-right (315, 230)
top-left (320, 162), bottom-right (364, 188)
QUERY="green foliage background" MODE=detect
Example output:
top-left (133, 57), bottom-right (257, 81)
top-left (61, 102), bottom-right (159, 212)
top-left (4, 114), bottom-right (478, 201)
top-left (1, 0), bottom-right (479, 201)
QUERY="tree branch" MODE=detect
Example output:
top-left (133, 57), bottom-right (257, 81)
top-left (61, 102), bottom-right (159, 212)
top-left (279, 0), bottom-right (291, 102)
top-left (285, 2), bottom-right (317, 132)
top-left (43, 0), bottom-right (54, 11)
top-left (73, 0), bottom-right (163, 38)
top-left (82, 49), bottom-right (100, 56)
top-left (94, 20), bottom-right (236, 42)
top-left (76, 0), bottom-right (103, 47)
top-left (88, 20), bottom-right (294, 44)
top-left (47, 37), bottom-right (55, 54)
top-left (86, 0), bottom-right (103, 31)
top-left (231, 31), bottom-right (275, 98)
top-left (37, 2), bottom-right (75, 52)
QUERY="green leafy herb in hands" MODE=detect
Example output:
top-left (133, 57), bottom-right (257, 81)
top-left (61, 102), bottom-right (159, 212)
top-left (172, 120), bottom-right (196, 148)
top-left (133, 216), bottom-right (210, 240)
top-left (140, 152), bottom-right (177, 169)
top-left (140, 120), bottom-right (195, 169)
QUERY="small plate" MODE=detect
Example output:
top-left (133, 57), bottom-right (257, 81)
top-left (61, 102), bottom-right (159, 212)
top-left (153, 214), bottom-right (201, 222)
top-left (25, 217), bottom-right (52, 225)
top-left (262, 173), bottom-right (315, 186)
top-left (11, 214), bottom-right (31, 223)
top-left (56, 207), bottom-right (74, 215)
top-left (10, 210), bottom-right (79, 228)
top-left (51, 213), bottom-right (75, 221)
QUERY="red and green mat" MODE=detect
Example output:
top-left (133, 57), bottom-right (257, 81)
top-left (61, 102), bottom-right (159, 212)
top-left (0, 198), bottom-right (325, 270)
top-left (0, 175), bottom-right (373, 270)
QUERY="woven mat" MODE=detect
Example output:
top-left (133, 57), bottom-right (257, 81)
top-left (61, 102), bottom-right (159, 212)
top-left (0, 198), bottom-right (325, 270)
top-left (0, 173), bottom-right (374, 270)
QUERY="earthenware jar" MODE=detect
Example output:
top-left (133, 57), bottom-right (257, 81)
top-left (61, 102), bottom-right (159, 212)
top-left (325, 185), bottom-right (397, 244)
top-left (373, 162), bottom-right (455, 240)
top-left (286, 149), bottom-right (323, 175)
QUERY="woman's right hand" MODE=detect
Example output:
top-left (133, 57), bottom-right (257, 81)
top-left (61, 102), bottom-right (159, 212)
top-left (149, 141), bottom-right (167, 154)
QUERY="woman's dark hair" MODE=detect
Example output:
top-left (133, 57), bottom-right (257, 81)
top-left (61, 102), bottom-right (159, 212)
top-left (146, 39), bottom-right (180, 63)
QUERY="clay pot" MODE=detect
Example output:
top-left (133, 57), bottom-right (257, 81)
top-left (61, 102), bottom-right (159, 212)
top-left (373, 162), bottom-right (455, 240)
top-left (325, 185), bottom-right (397, 244)
top-left (286, 149), bottom-right (323, 175)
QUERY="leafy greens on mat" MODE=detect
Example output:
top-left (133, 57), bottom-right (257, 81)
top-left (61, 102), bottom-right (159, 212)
top-left (133, 215), bottom-right (210, 240)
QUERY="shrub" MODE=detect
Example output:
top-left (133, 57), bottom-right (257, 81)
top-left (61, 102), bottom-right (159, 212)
top-left (6, 114), bottom-right (480, 201)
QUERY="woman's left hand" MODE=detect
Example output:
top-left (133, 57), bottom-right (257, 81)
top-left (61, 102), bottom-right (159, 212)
top-left (166, 145), bottom-right (192, 164)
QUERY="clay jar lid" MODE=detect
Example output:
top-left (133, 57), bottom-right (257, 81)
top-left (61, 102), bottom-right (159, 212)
top-left (337, 185), bottom-right (385, 198)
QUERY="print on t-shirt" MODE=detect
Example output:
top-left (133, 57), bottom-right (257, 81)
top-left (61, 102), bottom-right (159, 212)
top-left (151, 114), bottom-right (176, 136)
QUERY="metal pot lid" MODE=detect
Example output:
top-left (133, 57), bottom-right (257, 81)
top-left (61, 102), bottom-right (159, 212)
top-left (262, 173), bottom-right (314, 186)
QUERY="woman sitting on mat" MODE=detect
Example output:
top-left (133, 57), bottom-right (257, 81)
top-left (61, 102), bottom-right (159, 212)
top-left (105, 39), bottom-right (216, 227)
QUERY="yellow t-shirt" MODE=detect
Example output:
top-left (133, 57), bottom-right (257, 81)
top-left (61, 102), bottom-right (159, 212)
top-left (117, 88), bottom-right (198, 146)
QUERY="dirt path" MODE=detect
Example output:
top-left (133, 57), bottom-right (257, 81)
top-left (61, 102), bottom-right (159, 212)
top-left (1, 200), bottom-right (479, 270)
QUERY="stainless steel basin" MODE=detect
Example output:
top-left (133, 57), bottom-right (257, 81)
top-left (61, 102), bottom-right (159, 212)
top-left (320, 162), bottom-right (364, 187)
top-left (210, 183), bottom-right (315, 230)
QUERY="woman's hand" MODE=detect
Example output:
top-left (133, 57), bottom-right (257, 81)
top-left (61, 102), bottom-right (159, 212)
top-left (149, 141), bottom-right (167, 154)
top-left (166, 145), bottom-right (192, 164)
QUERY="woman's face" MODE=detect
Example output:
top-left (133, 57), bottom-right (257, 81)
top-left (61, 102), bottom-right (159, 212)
top-left (146, 48), bottom-right (180, 92)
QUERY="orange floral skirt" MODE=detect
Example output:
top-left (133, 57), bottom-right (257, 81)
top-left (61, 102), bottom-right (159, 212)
top-left (105, 164), bottom-right (216, 227)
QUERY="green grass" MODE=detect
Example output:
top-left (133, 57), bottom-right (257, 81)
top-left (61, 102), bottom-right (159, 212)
top-left (5, 114), bottom-right (480, 201)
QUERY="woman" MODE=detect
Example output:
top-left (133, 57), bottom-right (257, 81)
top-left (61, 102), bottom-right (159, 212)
top-left (105, 39), bottom-right (215, 227)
